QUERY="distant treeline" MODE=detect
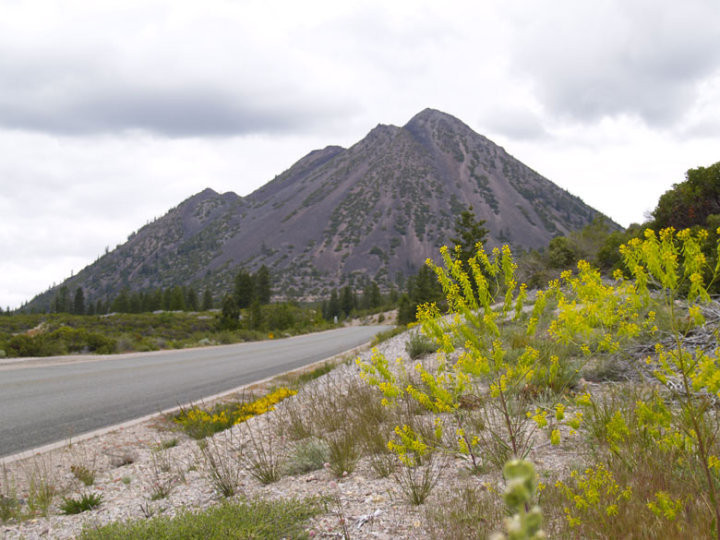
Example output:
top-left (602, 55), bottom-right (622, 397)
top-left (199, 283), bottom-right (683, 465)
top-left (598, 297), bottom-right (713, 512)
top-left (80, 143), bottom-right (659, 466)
top-left (48, 284), bottom-right (214, 316)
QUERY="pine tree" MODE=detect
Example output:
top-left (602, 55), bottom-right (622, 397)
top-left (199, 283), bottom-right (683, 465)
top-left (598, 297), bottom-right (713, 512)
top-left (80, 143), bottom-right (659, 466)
top-left (111, 289), bottom-right (130, 313)
top-left (129, 291), bottom-right (142, 313)
top-left (340, 285), bottom-right (355, 317)
top-left (73, 287), bottom-right (85, 315)
top-left (327, 290), bottom-right (340, 321)
top-left (254, 265), bottom-right (272, 305)
top-left (397, 294), bottom-right (414, 325)
top-left (186, 286), bottom-right (198, 311)
top-left (450, 206), bottom-right (488, 266)
top-left (53, 286), bottom-right (70, 313)
top-left (249, 299), bottom-right (263, 330)
top-left (148, 290), bottom-right (163, 312)
top-left (234, 270), bottom-right (255, 309)
top-left (202, 288), bottom-right (213, 311)
top-left (366, 281), bottom-right (382, 309)
top-left (219, 294), bottom-right (240, 330)
top-left (168, 286), bottom-right (186, 311)
top-left (162, 288), bottom-right (173, 310)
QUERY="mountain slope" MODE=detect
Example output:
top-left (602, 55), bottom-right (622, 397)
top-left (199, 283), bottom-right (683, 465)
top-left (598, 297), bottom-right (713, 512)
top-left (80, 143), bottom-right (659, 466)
top-left (28, 109), bottom-right (613, 308)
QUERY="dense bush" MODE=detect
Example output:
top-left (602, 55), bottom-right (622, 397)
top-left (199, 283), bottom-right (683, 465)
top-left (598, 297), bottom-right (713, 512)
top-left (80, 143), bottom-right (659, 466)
top-left (3, 327), bottom-right (116, 357)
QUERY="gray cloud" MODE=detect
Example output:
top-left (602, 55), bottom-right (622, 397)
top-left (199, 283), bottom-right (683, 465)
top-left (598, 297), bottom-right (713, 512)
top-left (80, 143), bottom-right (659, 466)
top-left (0, 83), bottom-right (350, 137)
top-left (508, 0), bottom-right (720, 126)
top-left (0, 6), bottom-right (358, 137)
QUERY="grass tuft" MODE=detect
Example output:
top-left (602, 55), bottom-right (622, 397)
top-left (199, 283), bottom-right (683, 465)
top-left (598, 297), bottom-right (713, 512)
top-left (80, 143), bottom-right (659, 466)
top-left (79, 496), bottom-right (323, 539)
top-left (60, 492), bottom-right (103, 515)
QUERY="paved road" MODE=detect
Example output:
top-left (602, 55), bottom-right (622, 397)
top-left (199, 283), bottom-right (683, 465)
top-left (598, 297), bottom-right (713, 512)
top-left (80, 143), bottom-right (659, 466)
top-left (0, 325), bottom-right (390, 458)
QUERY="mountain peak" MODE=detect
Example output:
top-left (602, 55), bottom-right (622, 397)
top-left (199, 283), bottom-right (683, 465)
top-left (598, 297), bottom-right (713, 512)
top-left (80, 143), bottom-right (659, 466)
top-left (405, 108), bottom-right (462, 127)
top-left (26, 108), bottom-right (613, 311)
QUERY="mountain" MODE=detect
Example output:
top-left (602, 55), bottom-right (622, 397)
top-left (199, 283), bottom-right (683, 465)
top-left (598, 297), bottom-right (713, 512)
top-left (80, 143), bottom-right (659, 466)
top-left (28, 109), bottom-right (614, 308)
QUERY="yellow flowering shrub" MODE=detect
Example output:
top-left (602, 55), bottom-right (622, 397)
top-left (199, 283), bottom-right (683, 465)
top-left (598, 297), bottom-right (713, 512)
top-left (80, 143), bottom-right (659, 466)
top-left (360, 227), bottom-right (720, 535)
top-left (555, 464), bottom-right (633, 529)
top-left (174, 387), bottom-right (297, 439)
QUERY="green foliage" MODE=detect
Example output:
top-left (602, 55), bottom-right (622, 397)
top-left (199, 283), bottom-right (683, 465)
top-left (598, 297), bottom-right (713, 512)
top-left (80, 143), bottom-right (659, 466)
top-left (0, 302), bottom-right (331, 358)
top-left (234, 270), bottom-right (255, 309)
top-left (547, 236), bottom-right (577, 268)
top-left (398, 265), bottom-right (445, 324)
top-left (362, 281), bottom-right (383, 310)
top-left (234, 266), bottom-right (272, 311)
top-left (517, 217), bottom-right (626, 285)
top-left (296, 363), bottom-right (335, 385)
top-left (79, 497), bottom-right (323, 540)
top-left (196, 437), bottom-right (241, 498)
top-left (450, 206), bottom-right (489, 266)
top-left (60, 492), bottom-right (103, 515)
top-left (324, 429), bottom-right (361, 478)
top-left (73, 287), bottom-right (85, 315)
top-left (653, 160), bottom-right (720, 229)
top-left (4, 326), bottom-right (116, 357)
top-left (0, 493), bottom-right (19, 523)
top-left (322, 289), bottom-right (341, 321)
top-left (370, 325), bottom-right (406, 346)
top-left (202, 288), bottom-right (213, 310)
top-left (282, 438), bottom-right (330, 476)
top-left (340, 286), bottom-right (356, 317)
top-left (405, 331), bottom-right (440, 359)
top-left (254, 265), bottom-right (272, 304)
top-left (71, 464), bottom-right (95, 486)
top-left (425, 483), bottom-right (504, 539)
top-left (219, 294), bottom-right (240, 330)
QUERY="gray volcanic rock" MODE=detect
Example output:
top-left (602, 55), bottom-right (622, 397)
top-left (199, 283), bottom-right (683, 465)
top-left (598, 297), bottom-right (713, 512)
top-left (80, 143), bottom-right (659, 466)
top-left (28, 109), bottom-right (613, 308)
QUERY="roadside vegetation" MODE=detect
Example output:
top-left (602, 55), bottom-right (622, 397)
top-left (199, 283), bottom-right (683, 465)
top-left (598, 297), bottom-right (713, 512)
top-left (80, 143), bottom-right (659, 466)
top-left (359, 224), bottom-right (720, 538)
top-left (0, 305), bottom-right (335, 358)
top-left (79, 497), bottom-right (324, 539)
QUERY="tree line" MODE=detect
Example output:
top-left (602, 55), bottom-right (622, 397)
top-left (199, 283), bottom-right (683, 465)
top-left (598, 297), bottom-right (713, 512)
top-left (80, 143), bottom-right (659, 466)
top-left (49, 284), bottom-right (214, 316)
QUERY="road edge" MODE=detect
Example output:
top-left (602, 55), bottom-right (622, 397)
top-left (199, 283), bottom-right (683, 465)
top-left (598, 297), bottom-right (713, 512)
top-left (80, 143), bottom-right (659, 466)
top-left (0, 340), bottom-right (374, 466)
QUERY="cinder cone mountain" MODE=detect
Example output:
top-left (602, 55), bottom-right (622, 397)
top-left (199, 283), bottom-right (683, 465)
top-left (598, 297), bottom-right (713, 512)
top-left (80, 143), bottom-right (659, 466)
top-left (29, 108), bottom-right (613, 308)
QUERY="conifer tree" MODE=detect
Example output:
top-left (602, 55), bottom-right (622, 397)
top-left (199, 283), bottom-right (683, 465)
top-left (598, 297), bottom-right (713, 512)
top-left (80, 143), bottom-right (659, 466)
top-left (340, 285), bottom-right (355, 317)
top-left (254, 265), bottom-right (272, 305)
top-left (327, 289), bottom-right (340, 321)
top-left (219, 294), bottom-right (240, 330)
top-left (73, 287), bottom-right (85, 315)
top-left (234, 270), bottom-right (255, 309)
top-left (168, 286), bottom-right (186, 311)
top-left (186, 286), bottom-right (198, 311)
top-left (202, 288), bottom-right (213, 311)
top-left (450, 206), bottom-right (488, 266)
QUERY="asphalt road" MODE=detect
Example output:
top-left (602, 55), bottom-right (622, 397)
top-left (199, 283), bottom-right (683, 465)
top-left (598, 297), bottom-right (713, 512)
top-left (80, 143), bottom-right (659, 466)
top-left (0, 325), bottom-right (390, 458)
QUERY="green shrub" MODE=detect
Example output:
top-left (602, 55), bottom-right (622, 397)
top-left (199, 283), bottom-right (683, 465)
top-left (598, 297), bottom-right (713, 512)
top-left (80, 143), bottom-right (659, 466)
top-left (60, 492), bottom-right (103, 515)
top-left (79, 497), bottom-right (322, 539)
top-left (405, 331), bottom-right (439, 359)
top-left (283, 438), bottom-right (330, 476)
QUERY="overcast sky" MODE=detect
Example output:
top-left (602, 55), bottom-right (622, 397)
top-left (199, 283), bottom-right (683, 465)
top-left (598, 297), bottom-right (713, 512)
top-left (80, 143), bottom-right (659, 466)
top-left (1, 0), bottom-right (719, 309)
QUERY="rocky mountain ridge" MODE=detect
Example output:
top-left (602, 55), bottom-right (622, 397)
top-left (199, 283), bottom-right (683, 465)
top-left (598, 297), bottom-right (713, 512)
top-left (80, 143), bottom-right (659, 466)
top-left (28, 108), bottom-right (613, 309)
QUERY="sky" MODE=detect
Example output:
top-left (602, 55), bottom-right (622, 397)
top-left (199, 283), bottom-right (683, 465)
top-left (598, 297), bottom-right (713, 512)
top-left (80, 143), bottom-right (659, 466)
top-left (1, 0), bottom-right (719, 310)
